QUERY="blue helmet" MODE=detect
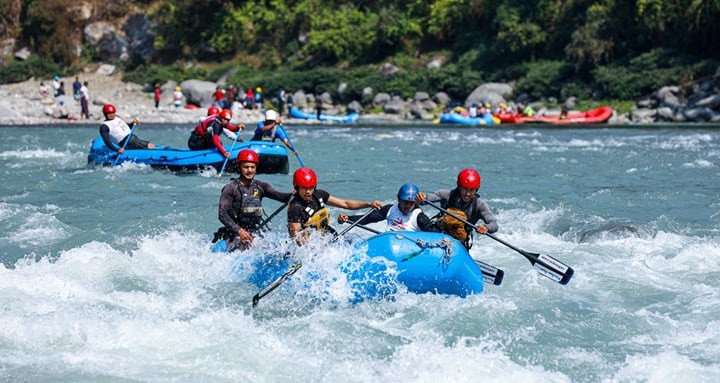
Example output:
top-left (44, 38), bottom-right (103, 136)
top-left (397, 183), bottom-right (419, 202)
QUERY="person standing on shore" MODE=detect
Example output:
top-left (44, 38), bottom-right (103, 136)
top-left (415, 168), bottom-right (498, 249)
top-left (52, 75), bottom-right (61, 98)
top-left (315, 94), bottom-right (323, 120)
top-left (277, 87), bottom-right (286, 117)
top-left (153, 83), bottom-right (161, 109)
top-left (72, 77), bottom-right (82, 100)
top-left (80, 81), bottom-right (90, 119)
top-left (173, 86), bottom-right (183, 108)
top-left (213, 149), bottom-right (294, 252)
top-left (99, 104), bottom-right (155, 152)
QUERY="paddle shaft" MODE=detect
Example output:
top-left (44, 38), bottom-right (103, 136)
top-left (348, 222), bottom-right (503, 286)
top-left (258, 197), bottom-right (293, 231)
top-left (283, 129), bottom-right (304, 167)
top-left (423, 200), bottom-right (573, 285)
top-left (111, 122), bottom-right (137, 166)
top-left (218, 133), bottom-right (241, 177)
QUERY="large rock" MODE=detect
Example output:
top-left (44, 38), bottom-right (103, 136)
top-left (14, 47), bottom-right (30, 60)
top-left (656, 86), bottom-right (681, 108)
top-left (656, 107), bottom-right (674, 121)
top-left (683, 107), bottom-right (714, 122)
top-left (361, 87), bottom-right (373, 103)
top-left (180, 79), bottom-right (217, 107)
top-left (413, 92), bottom-right (430, 102)
top-left (631, 108), bottom-right (656, 122)
top-left (96, 64), bottom-right (116, 76)
top-left (465, 84), bottom-right (513, 108)
top-left (123, 14), bottom-right (155, 64)
top-left (96, 34), bottom-right (129, 61)
top-left (383, 98), bottom-right (406, 114)
top-left (347, 100), bottom-right (363, 114)
top-left (84, 22), bottom-right (115, 45)
top-left (433, 92), bottom-right (450, 105)
top-left (373, 92), bottom-right (391, 106)
top-left (694, 94), bottom-right (720, 110)
top-left (292, 90), bottom-right (307, 108)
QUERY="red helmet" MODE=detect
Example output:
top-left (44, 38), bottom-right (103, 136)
top-left (207, 105), bottom-right (220, 116)
top-left (457, 168), bottom-right (481, 189)
top-left (236, 149), bottom-right (259, 165)
top-left (219, 109), bottom-right (232, 121)
top-left (293, 167), bottom-right (317, 188)
top-left (102, 104), bottom-right (116, 115)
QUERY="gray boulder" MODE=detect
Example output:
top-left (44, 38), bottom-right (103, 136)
top-left (373, 92), bottom-right (391, 106)
top-left (631, 108), bottom-right (656, 122)
top-left (362, 87), bottom-right (373, 103)
top-left (96, 34), bottom-right (129, 61)
top-left (433, 92), bottom-right (450, 105)
top-left (656, 86), bottom-right (681, 108)
top-left (383, 99), bottom-right (406, 114)
top-left (84, 22), bottom-right (115, 45)
top-left (683, 107), bottom-right (714, 122)
top-left (413, 92), bottom-right (430, 102)
top-left (180, 79), bottom-right (217, 107)
top-left (347, 100), bottom-right (363, 114)
top-left (123, 14), bottom-right (155, 64)
top-left (465, 83), bottom-right (514, 107)
top-left (14, 47), bottom-right (30, 60)
top-left (695, 94), bottom-right (720, 110)
top-left (656, 107), bottom-right (674, 121)
top-left (292, 90), bottom-right (307, 108)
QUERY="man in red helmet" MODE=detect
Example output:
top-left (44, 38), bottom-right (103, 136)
top-left (416, 168), bottom-right (498, 248)
top-left (200, 105), bottom-right (244, 142)
top-left (213, 149), bottom-right (294, 252)
top-left (287, 167), bottom-right (382, 244)
top-left (99, 103), bottom-right (155, 152)
top-left (188, 109), bottom-right (244, 157)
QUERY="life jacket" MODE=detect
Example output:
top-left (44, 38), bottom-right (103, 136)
top-left (194, 116), bottom-right (219, 140)
top-left (229, 179), bottom-right (265, 231)
top-left (301, 195), bottom-right (332, 233)
top-left (385, 203), bottom-right (422, 232)
top-left (102, 117), bottom-right (131, 145)
top-left (437, 189), bottom-right (480, 248)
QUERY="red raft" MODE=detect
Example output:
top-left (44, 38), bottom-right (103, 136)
top-left (495, 106), bottom-right (614, 125)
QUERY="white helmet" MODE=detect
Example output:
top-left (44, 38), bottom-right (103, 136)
top-left (264, 110), bottom-right (278, 121)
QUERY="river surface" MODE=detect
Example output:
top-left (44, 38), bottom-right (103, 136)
top-left (1, 124), bottom-right (719, 382)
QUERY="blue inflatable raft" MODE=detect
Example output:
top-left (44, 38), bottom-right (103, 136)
top-left (232, 231), bottom-right (484, 302)
top-left (439, 112), bottom-right (496, 126)
top-left (290, 107), bottom-right (359, 123)
top-left (87, 136), bottom-right (289, 174)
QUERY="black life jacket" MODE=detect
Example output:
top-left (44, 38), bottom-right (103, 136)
top-left (230, 179), bottom-right (265, 231)
top-left (297, 192), bottom-right (335, 234)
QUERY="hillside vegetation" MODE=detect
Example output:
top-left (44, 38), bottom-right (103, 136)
top-left (2, 0), bottom-right (719, 102)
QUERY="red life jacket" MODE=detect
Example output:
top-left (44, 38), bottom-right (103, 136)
top-left (194, 115), bottom-right (219, 138)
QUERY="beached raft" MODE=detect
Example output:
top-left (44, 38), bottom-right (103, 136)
top-left (87, 136), bottom-right (289, 174)
top-left (230, 231), bottom-right (485, 302)
top-left (495, 106), bottom-right (614, 124)
top-left (439, 112), bottom-right (497, 126)
top-left (289, 107), bottom-right (359, 123)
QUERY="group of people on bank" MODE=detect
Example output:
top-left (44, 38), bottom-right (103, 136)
top-left (97, 102), bottom-right (498, 253)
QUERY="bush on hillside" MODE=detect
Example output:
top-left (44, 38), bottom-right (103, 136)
top-left (0, 56), bottom-right (62, 84)
top-left (514, 60), bottom-right (572, 99)
top-left (593, 48), bottom-right (717, 99)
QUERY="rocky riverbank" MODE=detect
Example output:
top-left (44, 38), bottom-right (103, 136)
top-left (2, 65), bottom-right (720, 126)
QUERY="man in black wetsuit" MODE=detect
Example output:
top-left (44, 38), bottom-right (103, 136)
top-left (287, 167), bottom-right (382, 245)
top-left (416, 168), bottom-right (498, 249)
top-left (214, 149), bottom-right (294, 252)
top-left (99, 104), bottom-right (155, 153)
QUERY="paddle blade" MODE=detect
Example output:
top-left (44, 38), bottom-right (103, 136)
top-left (525, 251), bottom-right (574, 285)
top-left (474, 260), bottom-right (504, 286)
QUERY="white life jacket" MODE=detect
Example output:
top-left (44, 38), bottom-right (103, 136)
top-left (102, 117), bottom-right (131, 145)
top-left (385, 203), bottom-right (422, 232)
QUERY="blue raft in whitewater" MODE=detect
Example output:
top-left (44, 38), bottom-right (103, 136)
top-left (439, 112), bottom-right (496, 126)
top-left (87, 136), bottom-right (289, 174)
top-left (232, 231), bottom-right (485, 301)
top-left (289, 107), bottom-right (359, 123)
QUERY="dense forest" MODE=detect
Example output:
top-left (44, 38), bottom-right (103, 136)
top-left (1, 0), bottom-right (719, 103)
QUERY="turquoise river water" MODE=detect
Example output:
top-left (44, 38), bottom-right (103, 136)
top-left (1, 124), bottom-right (719, 382)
